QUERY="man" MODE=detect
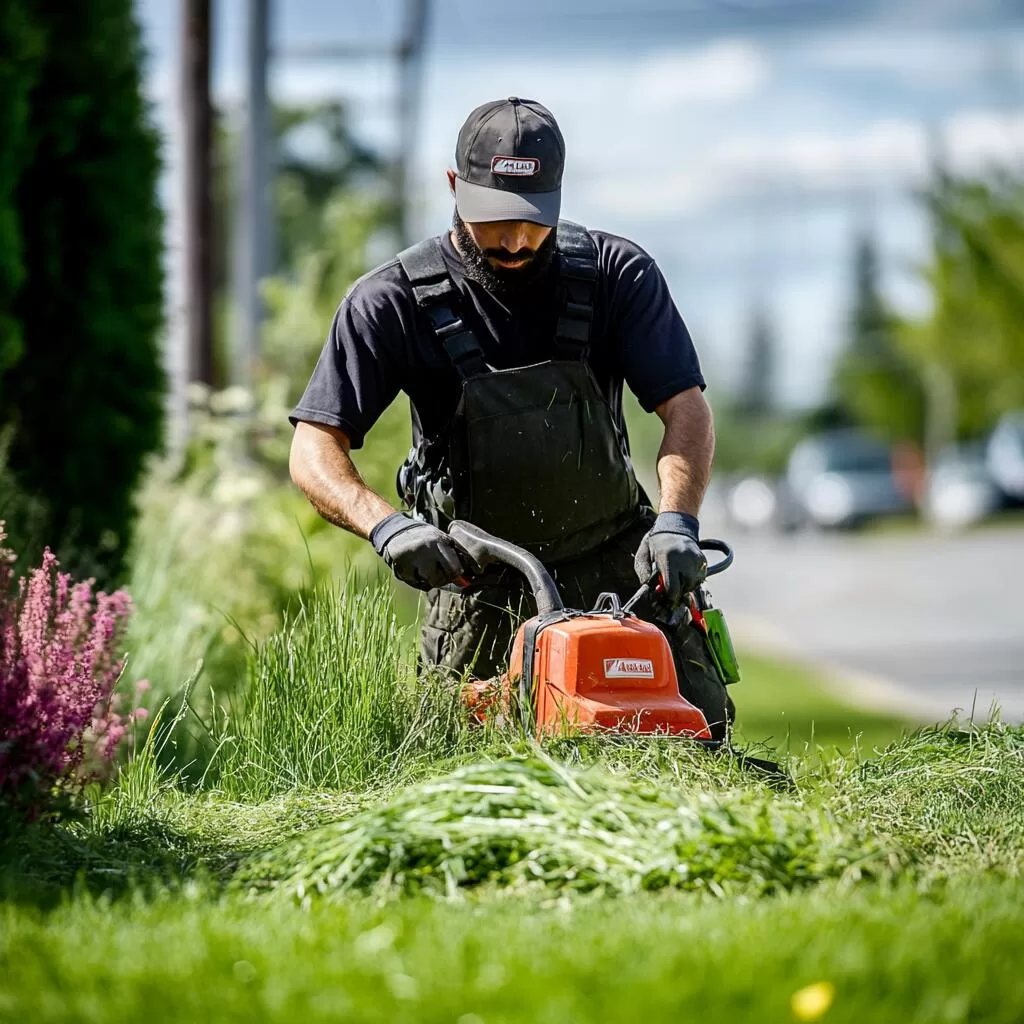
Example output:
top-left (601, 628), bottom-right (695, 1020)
top-left (289, 97), bottom-right (734, 737)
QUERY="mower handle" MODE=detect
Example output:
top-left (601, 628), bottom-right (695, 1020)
top-left (622, 537), bottom-right (735, 613)
top-left (446, 524), bottom-right (732, 618)
top-left (701, 538), bottom-right (734, 577)
top-left (447, 520), bottom-right (565, 616)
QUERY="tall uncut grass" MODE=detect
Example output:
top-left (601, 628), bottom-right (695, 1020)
top-left (219, 576), bottom-right (475, 800)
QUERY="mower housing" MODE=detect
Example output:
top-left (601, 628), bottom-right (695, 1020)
top-left (505, 611), bottom-right (712, 738)
top-left (448, 519), bottom-right (717, 740)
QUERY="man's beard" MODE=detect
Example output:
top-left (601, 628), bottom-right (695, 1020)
top-left (452, 211), bottom-right (557, 299)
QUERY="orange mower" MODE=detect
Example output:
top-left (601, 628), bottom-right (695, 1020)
top-left (447, 520), bottom-right (740, 747)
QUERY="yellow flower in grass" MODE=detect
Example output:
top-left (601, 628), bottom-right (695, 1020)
top-left (791, 981), bottom-right (835, 1020)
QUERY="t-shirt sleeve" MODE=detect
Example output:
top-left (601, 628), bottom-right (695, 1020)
top-left (603, 238), bottom-right (706, 412)
top-left (288, 286), bottom-right (404, 449)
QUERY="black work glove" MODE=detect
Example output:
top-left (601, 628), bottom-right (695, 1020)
top-left (370, 512), bottom-right (470, 591)
top-left (633, 511), bottom-right (707, 606)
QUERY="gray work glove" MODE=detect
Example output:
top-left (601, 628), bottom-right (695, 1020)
top-left (634, 511), bottom-right (707, 606)
top-left (370, 512), bottom-right (470, 591)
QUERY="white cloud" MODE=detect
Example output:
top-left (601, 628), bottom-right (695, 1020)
top-left (943, 110), bottom-right (1024, 170)
top-left (579, 111), bottom-right (1024, 221)
top-left (716, 118), bottom-right (927, 187)
top-left (578, 119), bottom-right (922, 218)
top-left (793, 28), bottom-right (1024, 94)
top-left (632, 39), bottom-right (771, 108)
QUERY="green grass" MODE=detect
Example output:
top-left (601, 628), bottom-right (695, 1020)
top-left (3, 878), bottom-right (1023, 1024)
top-left (734, 652), bottom-right (912, 757)
top-left (1, 720), bottom-right (1021, 1023)
top-left (2, 579), bottom-right (1019, 1023)
top-left (217, 578), bottom-right (472, 800)
top-left (233, 753), bottom-right (884, 902)
top-left (1, 721), bottom-right (1022, 1023)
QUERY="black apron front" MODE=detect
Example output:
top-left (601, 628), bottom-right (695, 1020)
top-left (397, 220), bottom-right (645, 565)
top-left (449, 359), bottom-right (641, 564)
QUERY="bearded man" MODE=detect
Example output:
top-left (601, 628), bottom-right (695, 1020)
top-left (289, 97), bottom-right (734, 736)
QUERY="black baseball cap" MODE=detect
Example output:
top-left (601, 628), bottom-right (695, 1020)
top-left (454, 97), bottom-right (564, 227)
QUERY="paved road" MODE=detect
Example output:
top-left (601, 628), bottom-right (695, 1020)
top-left (701, 524), bottom-right (1024, 723)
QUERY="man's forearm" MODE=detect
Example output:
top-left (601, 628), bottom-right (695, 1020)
top-left (653, 387), bottom-right (715, 518)
top-left (289, 421), bottom-right (395, 539)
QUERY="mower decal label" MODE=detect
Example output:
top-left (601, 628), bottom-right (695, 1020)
top-left (603, 658), bottom-right (655, 679)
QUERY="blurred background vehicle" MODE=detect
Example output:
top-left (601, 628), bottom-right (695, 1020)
top-left (722, 430), bottom-right (917, 533)
top-left (781, 429), bottom-right (915, 530)
top-left (986, 411), bottom-right (1024, 507)
top-left (924, 441), bottom-right (1003, 529)
top-left (722, 474), bottom-right (779, 533)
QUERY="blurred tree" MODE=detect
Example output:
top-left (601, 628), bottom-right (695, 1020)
top-left (709, 301), bottom-right (802, 477)
top-left (273, 101), bottom-right (393, 271)
top-left (259, 189), bottom-right (408, 491)
top-left (901, 173), bottom-right (1024, 439)
top-left (210, 100), bottom-right (395, 386)
top-left (831, 231), bottom-right (926, 444)
top-left (710, 408), bottom-right (805, 477)
top-left (262, 189), bottom-right (395, 400)
top-left (0, 0), bottom-right (164, 586)
top-left (734, 301), bottom-right (777, 421)
top-left (707, 301), bottom-right (811, 477)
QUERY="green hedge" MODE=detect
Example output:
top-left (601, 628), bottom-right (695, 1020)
top-left (0, 0), bottom-right (164, 586)
top-left (0, 1), bottom-right (41, 388)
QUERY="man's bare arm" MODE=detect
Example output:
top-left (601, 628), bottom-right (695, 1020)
top-left (289, 421), bottom-right (395, 539)
top-left (653, 387), bottom-right (715, 517)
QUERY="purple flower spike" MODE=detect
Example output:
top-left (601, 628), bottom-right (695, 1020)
top-left (0, 522), bottom-right (137, 812)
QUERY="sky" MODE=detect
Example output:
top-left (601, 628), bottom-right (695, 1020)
top-left (138, 0), bottom-right (1024, 408)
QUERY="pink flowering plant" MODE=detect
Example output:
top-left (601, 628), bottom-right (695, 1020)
top-left (0, 522), bottom-right (143, 814)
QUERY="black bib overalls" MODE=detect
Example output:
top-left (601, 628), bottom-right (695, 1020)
top-left (397, 221), bottom-right (733, 738)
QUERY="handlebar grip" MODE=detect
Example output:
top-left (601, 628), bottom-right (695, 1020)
top-left (448, 520), bottom-right (564, 616)
top-left (448, 521), bottom-right (502, 572)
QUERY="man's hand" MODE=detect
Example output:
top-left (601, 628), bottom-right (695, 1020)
top-left (634, 512), bottom-right (707, 605)
top-left (370, 512), bottom-right (470, 591)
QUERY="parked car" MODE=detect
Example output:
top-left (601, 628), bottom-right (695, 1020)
top-left (924, 443), bottom-right (1002, 529)
top-left (986, 411), bottom-right (1024, 505)
top-left (780, 429), bottom-right (913, 530)
top-left (724, 474), bottom-right (779, 532)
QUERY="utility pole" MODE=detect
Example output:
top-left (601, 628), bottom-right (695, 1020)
top-left (181, 0), bottom-right (214, 387)
top-left (233, 0), bottom-right (273, 391)
top-left (395, 0), bottom-right (428, 246)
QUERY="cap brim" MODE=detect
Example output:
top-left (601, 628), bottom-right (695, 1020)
top-left (455, 176), bottom-right (561, 227)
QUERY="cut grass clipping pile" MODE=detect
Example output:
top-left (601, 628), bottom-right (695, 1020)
top-left (237, 755), bottom-right (883, 900)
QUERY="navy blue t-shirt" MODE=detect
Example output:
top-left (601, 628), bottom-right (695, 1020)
top-left (290, 228), bottom-right (705, 451)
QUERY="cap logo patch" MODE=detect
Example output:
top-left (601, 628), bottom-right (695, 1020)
top-left (491, 155), bottom-right (539, 176)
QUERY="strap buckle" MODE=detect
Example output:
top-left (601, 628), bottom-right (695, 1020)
top-left (432, 314), bottom-right (468, 340)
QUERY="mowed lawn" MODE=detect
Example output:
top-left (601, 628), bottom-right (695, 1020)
top-left (3, 879), bottom-right (1022, 1024)
top-left (1, 597), bottom-right (1021, 1024)
top-left (734, 651), bottom-right (914, 757)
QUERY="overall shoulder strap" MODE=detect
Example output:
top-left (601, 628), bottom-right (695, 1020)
top-left (554, 219), bottom-right (599, 360)
top-left (398, 237), bottom-right (490, 380)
